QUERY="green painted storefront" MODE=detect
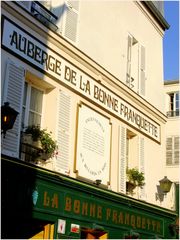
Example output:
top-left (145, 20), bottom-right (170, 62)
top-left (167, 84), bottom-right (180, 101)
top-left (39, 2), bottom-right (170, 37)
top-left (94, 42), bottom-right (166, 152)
top-left (2, 156), bottom-right (178, 239)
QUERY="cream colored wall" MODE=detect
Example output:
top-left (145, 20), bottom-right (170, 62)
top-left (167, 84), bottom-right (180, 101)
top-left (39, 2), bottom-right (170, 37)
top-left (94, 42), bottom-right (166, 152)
top-left (164, 82), bottom-right (180, 184)
top-left (163, 82), bottom-right (179, 210)
top-left (77, 1), bottom-right (165, 112)
top-left (1, 1), bottom-right (170, 209)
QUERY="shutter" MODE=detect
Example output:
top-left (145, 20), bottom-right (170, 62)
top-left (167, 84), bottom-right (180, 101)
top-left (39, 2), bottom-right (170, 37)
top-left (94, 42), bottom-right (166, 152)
top-left (118, 125), bottom-right (127, 193)
top-left (63, 0), bottom-right (79, 43)
top-left (140, 45), bottom-right (146, 96)
top-left (52, 2), bottom-right (66, 34)
top-left (166, 137), bottom-right (173, 165)
top-left (174, 136), bottom-right (179, 164)
top-left (56, 90), bottom-right (71, 174)
top-left (126, 35), bottom-right (132, 86)
top-left (138, 137), bottom-right (146, 200)
top-left (1, 60), bottom-right (25, 158)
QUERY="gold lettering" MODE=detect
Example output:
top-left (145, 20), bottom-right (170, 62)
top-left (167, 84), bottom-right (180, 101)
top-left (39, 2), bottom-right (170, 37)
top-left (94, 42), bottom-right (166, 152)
top-left (125, 213), bottom-right (130, 225)
top-left (156, 221), bottom-right (161, 233)
top-left (43, 191), bottom-right (50, 207)
top-left (65, 197), bottom-right (72, 211)
top-left (51, 193), bottom-right (58, 208)
top-left (118, 212), bottom-right (124, 224)
top-left (131, 215), bottom-right (136, 228)
top-left (136, 216), bottom-right (141, 228)
top-left (142, 218), bottom-right (146, 229)
top-left (97, 206), bottom-right (102, 219)
top-left (147, 219), bottom-right (151, 230)
top-left (106, 208), bottom-right (111, 220)
top-left (112, 210), bottom-right (118, 223)
top-left (90, 204), bottom-right (96, 217)
top-left (152, 220), bottom-right (156, 231)
top-left (82, 202), bottom-right (88, 216)
top-left (74, 200), bottom-right (80, 214)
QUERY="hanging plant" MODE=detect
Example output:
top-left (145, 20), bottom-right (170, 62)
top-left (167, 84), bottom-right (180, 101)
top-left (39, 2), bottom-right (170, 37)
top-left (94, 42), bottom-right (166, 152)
top-left (23, 125), bottom-right (58, 160)
top-left (40, 129), bottom-right (58, 159)
top-left (126, 167), bottom-right (145, 194)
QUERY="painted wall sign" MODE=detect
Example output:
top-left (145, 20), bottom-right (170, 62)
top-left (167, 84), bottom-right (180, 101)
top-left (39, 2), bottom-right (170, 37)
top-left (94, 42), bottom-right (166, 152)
top-left (32, 181), bottom-right (164, 236)
top-left (76, 104), bottom-right (111, 184)
top-left (64, 195), bottom-right (164, 236)
top-left (1, 16), bottom-right (160, 142)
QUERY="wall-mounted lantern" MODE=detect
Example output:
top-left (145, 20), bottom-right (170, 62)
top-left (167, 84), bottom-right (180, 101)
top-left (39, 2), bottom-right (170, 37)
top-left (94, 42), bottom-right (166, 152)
top-left (1, 102), bottom-right (19, 138)
top-left (159, 176), bottom-right (172, 194)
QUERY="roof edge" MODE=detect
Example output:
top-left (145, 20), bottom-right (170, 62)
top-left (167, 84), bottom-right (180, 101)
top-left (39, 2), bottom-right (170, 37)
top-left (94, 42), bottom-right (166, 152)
top-left (142, 1), bottom-right (170, 30)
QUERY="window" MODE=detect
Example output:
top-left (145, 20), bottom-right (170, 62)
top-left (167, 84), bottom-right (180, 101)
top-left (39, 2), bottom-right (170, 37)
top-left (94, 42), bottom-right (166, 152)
top-left (167, 92), bottom-right (179, 117)
top-left (126, 35), bottom-right (146, 96)
top-left (119, 126), bottom-right (145, 199)
top-left (126, 130), bottom-right (138, 168)
top-left (22, 82), bottom-right (43, 129)
top-left (166, 136), bottom-right (179, 165)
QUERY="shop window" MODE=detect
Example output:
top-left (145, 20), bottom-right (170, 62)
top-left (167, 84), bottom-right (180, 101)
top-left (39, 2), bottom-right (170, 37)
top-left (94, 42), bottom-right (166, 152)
top-left (21, 82), bottom-right (43, 129)
top-left (126, 34), bottom-right (146, 96)
top-left (167, 92), bottom-right (179, 117)
top-left (166, 136), bottom-right (179, 165)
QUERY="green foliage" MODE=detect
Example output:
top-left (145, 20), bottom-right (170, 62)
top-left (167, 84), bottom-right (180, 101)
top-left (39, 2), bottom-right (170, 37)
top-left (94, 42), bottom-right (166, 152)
top-left (25, 125), bottom-right (42, 141)
top-left (40, 130), bottom-right (57, 157)
top-left (24, 125), bottom-right (58, 158)
top-left (126, 167), bottom-right (145, 188)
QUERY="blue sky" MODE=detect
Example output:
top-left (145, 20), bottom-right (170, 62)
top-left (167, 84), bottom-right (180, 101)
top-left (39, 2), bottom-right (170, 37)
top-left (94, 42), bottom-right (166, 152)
top-left (163, 1), bottom-right (179, 80)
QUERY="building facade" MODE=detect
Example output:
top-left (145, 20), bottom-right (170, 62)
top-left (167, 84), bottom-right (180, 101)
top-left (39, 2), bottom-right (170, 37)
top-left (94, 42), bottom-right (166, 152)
top-left (164, 80), bottom-right (179, 211)
top-left (1, 1), bottom-right (178, 239)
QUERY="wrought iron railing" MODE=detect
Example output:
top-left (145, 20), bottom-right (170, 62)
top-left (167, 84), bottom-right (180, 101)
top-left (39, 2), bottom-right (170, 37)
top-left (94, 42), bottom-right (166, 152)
top-left (31, 1), bottom-right (58, 31)
top-left (166, 110), bottom-right (180, 117)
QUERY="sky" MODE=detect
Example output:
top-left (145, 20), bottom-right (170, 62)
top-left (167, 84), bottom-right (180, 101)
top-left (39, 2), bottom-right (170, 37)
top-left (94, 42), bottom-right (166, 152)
top-left (163, 1), bottom-right (179, 81)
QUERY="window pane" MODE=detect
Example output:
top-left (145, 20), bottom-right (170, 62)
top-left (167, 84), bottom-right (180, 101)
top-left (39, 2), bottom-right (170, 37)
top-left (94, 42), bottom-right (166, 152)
top-left (176, 93), bottom-right (179, 101)
top-left (21, 106), bottom-right (26, 128)
top-left (174, 137), bottom-right (179, 150)
top-left (166, 137), bottom-right (172, 150)
top-left (174, 151), bottom-right (179, 164)
top-left (30, 87), bottom-right (43, 113)
top-left (176, 93), bottom-right (179, 110)
top-left (28, 112), bottom-right (41, 126)
top-left (166, 152), bottom-right (172, 165)
top-left (169, 94), bottom-right (174, 111)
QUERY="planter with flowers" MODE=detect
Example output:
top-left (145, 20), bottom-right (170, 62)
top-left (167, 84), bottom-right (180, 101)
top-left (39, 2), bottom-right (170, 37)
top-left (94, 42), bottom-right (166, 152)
top-left (22, 125), bottom-right (58, 161)
top-left (39, 129), bottom-right (58, 160)
top-left (126, 167), bottom-right (145, 194)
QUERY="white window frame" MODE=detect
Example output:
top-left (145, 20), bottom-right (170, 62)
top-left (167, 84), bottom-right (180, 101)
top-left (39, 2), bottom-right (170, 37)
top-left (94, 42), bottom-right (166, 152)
top-left (126, 34), bottom-right (146, 96)
top-left (22, 82), bottom-right (44, 130)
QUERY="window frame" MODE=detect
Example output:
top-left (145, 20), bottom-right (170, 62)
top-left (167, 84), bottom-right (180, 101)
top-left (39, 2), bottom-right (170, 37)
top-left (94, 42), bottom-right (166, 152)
top-left (167, 92), bottom-right (179, 117)
top-left (21, 82), bottom-right (44, 130)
